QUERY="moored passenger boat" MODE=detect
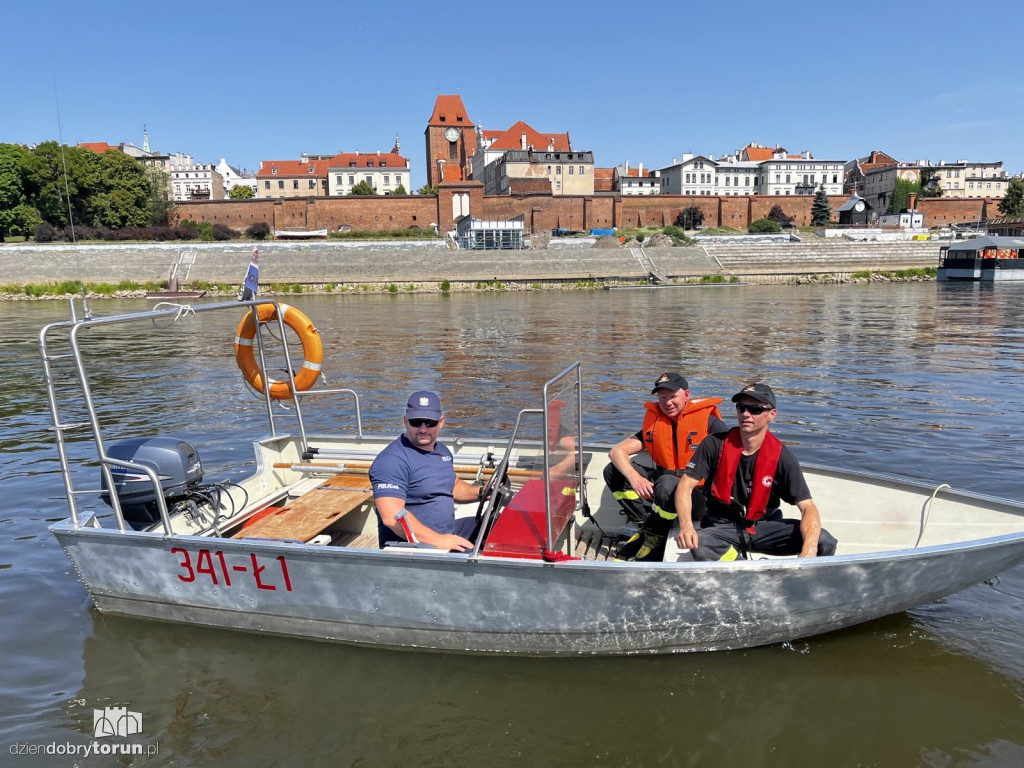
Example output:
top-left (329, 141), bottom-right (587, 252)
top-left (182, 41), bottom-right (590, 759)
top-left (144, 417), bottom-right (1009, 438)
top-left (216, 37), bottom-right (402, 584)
top-left (41, 299), bottom-right (1024, 655)
top-left (937, 235), bottom-right (1024, 281)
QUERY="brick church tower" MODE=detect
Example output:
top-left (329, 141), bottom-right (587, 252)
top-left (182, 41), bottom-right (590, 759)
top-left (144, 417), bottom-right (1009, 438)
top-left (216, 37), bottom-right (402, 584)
top-left (424, 95), bottom-right (477, 189)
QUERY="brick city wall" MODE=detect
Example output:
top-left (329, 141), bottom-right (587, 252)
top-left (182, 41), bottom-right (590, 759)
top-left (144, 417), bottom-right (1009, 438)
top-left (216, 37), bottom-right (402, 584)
top-left (172, 192), bottom-right (999, 234)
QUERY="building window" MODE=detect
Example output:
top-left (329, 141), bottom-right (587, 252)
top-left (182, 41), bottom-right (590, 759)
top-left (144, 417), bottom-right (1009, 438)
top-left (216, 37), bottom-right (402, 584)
top-left (365, 175), bottom-right (372, 184)
top-left (725, 177), bottom-right (730, 186)
top-left (449, 142), bottom-right (457, 161)
top-left (308, 180), bottom-right (316, 189)
top-left (272, 168), bottom-right (277, 174)
top-left (556, 166), bottom-right (561, 174)
top-left (293, 180), bottom-right (299, 189)
top-left (367, 161), bottom-right (374, 168)
top-left (335, 175), bottom-right (342, 184)
top-left (579, 166), bottom-right (584, 174)
top-left (348, 175), bottom-right (355, 185)
top-left (568, 166), bottom-right (574, 174)
top-left (264, 181), bottom-right (270, 189)
top-left (278, 180), bottom-right (284, 189)
top-left (383, 175), bottom-right (390, 185)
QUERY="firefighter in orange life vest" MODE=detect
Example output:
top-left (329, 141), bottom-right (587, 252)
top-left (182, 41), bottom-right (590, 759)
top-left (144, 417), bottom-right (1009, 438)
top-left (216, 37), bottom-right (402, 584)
top-left (603, 372), bottom-right (726, 561)
top-left (673, 382), bottom-right (837, 561)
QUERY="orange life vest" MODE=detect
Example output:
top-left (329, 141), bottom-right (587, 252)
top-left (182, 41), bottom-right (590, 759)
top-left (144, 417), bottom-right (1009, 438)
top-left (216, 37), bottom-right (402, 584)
top-left (710, 428), bottom-right (784, 528)
top-left (641, 398), bottom-right (723, 471)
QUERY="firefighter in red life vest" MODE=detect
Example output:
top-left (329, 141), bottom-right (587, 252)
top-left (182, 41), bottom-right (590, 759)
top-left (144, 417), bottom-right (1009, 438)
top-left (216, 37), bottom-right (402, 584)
top-left (673, 383), bottom-right (837, 561)
top-left (603, 372), bottom-right (726, 561)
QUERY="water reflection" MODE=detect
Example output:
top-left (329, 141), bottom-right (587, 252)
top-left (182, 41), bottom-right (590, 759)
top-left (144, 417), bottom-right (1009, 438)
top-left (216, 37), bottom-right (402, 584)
top-left (68, 611), bottom-right (1024, 768)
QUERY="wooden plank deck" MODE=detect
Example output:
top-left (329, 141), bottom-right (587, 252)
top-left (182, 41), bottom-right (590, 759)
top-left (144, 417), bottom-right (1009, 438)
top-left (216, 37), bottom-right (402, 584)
top-left (235, 475), bottom-right (372, 542)
top-left (573, 525), bottom-right (616, 561)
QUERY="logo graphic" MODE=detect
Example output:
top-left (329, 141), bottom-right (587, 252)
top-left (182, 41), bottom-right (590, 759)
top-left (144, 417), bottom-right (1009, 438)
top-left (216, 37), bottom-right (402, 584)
top-left (93, 707), bottom-right (143, 739)
top-left (418, 396), bottom-right (430, 406)
top-left (760, 475), bottom-right (773, 488)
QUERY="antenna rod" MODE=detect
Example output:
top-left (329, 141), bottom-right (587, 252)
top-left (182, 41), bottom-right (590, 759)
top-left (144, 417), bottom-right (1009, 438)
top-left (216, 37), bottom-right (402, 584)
top-left (53, 80), bottom-right (91, 319)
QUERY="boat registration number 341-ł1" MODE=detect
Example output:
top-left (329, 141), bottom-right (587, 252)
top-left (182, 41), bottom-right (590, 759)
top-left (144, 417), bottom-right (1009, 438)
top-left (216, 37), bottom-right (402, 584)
top-left (170, 547), bottom-right (293, 592)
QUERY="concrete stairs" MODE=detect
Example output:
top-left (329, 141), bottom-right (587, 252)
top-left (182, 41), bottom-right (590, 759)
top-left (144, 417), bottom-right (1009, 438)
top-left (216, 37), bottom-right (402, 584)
top-left (0, 239), bottom-right (944, 287)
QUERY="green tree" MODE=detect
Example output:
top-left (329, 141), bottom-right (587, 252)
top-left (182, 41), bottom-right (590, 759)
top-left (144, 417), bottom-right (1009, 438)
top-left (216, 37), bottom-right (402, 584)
top-left (390, 184), bottom-right (408, 196)
top-left (229, 185), bottom-right (255, 199)
top-left (350, 180), bottom-right (376, 195)
top-left (997, 177), bottom-right (1024, 216)
top-left (89, 150), bottom-right (152, 228)
top-left (919, 168), bottom-right (943, 198)
top-left (246, 221), bottom-right (271, 240)
top-left (416, 183), bottom-right (438, 196)
top-left (766, 204), bottom-right (794, 224)
top-left (889, 177), bottom-right (920, 214)
top-left (749, 218), bottom-right (781, 233)
top-left (146, 167), bottom-right (174, 226)
top-left (811, 185), bottom-right (832, 226)
top-left (674, 205), bottom-right (704, 229)
top-left (4, 203), bottom-right (43, 238)
top-left (22, 142), bottom-right (97, 227)
top-left (0, 144), bottom-right (29, 238)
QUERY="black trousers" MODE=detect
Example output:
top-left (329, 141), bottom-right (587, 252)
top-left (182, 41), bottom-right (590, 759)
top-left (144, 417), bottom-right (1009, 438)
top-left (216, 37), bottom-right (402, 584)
top-left (691, 514), bottom-right (838, 561)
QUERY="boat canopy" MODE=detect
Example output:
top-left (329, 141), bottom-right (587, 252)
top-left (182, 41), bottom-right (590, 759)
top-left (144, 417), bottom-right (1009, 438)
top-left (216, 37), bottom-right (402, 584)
top-left (943, 235), bottom-right (1024, 254)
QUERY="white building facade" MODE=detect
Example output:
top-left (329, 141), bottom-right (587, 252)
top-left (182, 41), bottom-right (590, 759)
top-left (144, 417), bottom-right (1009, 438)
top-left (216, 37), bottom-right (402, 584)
top-left (216, 158), bottom-right (257, 198)
top-left (170, 161), bottom-right (224, 201)
top-left (659, 150), bottom-right (843, 197)
top-left (326, 151), bottom-right (410, 196)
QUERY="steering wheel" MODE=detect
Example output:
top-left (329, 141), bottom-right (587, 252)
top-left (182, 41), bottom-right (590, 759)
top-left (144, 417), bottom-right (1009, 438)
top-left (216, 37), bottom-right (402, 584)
top-left (474, 463), bottom-right (511, 533)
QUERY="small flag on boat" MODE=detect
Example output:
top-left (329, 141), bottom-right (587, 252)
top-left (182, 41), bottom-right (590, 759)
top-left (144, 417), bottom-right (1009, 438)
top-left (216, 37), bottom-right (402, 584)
top-left (237, 246), bottom-right (260, 301)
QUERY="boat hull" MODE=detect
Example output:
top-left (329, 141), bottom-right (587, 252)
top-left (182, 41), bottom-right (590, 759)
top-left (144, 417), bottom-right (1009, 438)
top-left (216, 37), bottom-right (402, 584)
top-left (52, 520), bottom-right (1024, 655)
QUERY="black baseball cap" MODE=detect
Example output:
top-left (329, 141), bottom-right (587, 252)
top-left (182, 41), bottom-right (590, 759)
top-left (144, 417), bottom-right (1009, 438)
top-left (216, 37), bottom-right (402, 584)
top-left (651, 372), bottom-right (689, 394)
top-left (731, 382), bottom-right (777, 408)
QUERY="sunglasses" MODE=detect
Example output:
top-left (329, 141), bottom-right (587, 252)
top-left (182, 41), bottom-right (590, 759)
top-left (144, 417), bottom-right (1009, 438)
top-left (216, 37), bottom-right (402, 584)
top-left (408, 418), bottom-right (439, 428)
top-left (735, 402), bottom-right (772, 415)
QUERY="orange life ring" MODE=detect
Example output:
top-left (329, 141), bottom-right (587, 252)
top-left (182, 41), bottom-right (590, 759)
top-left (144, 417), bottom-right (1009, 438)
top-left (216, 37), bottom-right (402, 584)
top-left (234, 303), bottom-right (323, 399)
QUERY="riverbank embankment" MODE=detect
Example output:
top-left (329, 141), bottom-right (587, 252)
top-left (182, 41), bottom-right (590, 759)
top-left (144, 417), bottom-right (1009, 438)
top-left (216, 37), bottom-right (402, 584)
top-left (0, 239), bottom-right (942, 298)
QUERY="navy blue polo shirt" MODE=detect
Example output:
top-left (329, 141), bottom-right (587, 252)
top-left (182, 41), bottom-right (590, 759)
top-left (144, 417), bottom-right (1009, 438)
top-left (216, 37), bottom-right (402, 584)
top-left (369, 435), bottom-right (457, 545)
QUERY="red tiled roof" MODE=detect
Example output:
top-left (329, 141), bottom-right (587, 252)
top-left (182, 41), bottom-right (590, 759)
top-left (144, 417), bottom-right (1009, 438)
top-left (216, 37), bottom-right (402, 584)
top-left (483, 120), bottom-right (571, 151)
top-left (427, 95), bottom-right (474, 127)
top-left (327, 152), bottom-right (409, 169)
top-left (259, 152), bottom-right (408, 178)
top-left (743, 144), bottom-right (775, 161)
top-left (79, 142), bottom-right (117, 153)
top-left (258, 160), bottom-right (325, 178)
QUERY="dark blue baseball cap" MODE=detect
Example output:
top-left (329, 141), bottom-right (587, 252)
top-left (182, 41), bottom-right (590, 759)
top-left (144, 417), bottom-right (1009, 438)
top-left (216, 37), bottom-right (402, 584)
top-left (406, 390), bottom-right (443, 420)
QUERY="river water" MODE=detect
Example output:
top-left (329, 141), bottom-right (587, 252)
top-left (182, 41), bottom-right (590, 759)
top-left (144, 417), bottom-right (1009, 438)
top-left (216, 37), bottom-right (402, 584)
top-left (2, 283), bottom-right (1024, 767)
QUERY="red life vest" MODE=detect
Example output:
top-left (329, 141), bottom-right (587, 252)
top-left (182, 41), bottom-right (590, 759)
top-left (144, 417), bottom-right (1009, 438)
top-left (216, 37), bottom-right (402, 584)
top-left (641, 398), bottom-right (723, 471)
top-left (710, 428), bottom-right (783, 526)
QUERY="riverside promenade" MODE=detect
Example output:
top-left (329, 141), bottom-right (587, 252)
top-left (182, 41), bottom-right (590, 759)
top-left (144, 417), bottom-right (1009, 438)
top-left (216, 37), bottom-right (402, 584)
top-left (0, 238), bottom-right (942, 290)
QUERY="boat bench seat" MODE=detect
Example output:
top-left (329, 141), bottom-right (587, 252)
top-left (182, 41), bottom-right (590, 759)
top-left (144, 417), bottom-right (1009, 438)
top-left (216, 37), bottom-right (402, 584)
top-left (234, 475), bottom-right (372, 543)
top-left (482, 479), bottom-right (577, 559)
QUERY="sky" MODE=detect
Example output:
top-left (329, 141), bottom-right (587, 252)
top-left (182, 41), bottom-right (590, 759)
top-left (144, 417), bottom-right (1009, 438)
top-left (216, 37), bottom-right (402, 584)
top-left (3, 0), bottom-right (1022, 190)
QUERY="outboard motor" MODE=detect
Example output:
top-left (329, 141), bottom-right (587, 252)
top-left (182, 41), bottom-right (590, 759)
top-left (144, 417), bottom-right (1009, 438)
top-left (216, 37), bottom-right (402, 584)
top-left (100, 437), bottom-right (203, 529)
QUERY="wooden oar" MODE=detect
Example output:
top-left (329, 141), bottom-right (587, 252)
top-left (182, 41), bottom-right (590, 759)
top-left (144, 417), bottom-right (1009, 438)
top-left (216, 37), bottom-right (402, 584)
top-left (273, 461), bottom-right (544, 478)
